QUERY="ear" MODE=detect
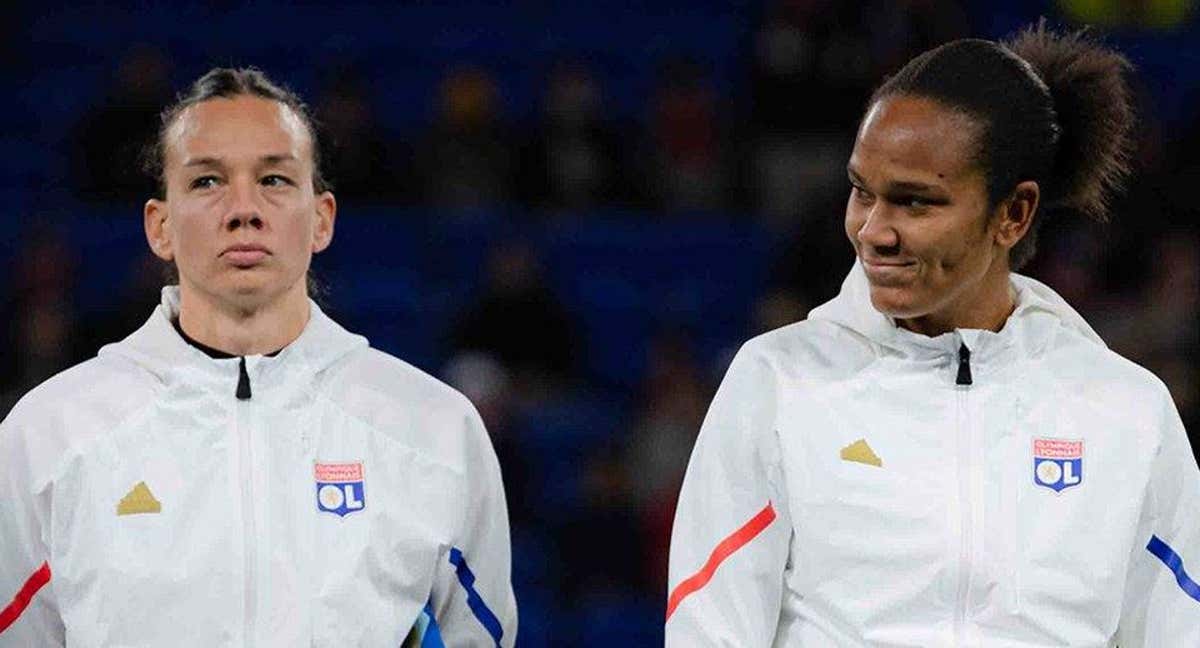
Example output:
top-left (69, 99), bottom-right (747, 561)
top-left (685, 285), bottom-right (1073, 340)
top-left (312, 191), bottom-right (336, 254)
top-left (993, 180), bottom-right (1039, 251)
top-left (144, 198), bottom-right (174, 262)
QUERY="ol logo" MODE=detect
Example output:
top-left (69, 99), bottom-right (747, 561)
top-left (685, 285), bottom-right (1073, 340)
top-left (315, 461), bottom-right (366, 516)
top-left (1032, 438), bottom-right (1083, 493)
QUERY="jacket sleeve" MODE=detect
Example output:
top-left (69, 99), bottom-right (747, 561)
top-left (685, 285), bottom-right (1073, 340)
top-left (1116, 391), bottom-right (1200, 646)
top-left (428, 406), bottom-right (517, 648)
top-left (666, 345), bottom-right (792, 647)
top-left (0, 414), bottom-right (64, 646)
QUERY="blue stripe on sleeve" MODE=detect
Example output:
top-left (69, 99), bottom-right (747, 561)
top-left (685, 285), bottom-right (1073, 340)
top-left (1147, 535), bottom-right (1200, 603)
top-left (448, 547), bottom-right (504, 645)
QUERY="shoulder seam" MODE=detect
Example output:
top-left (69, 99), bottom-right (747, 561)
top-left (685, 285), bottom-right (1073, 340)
top-left (311, 387), bottom-right (468, 479)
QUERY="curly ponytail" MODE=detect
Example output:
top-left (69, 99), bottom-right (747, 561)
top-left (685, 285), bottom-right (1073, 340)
top-left (1005, 22), bottom-right (1134, 222)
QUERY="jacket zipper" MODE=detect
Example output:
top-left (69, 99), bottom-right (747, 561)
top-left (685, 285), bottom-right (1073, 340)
top-left (236, 357), bottom-right (257, 647)
top-left (953, 342), bottom-right (973, 645)
top-left (956, 343), bottom-right (972, 386)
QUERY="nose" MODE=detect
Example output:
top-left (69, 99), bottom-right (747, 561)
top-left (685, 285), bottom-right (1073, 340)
top-left (223, 179), bottom-right (264, 232)
top-left (856, 203), bottom-right (900, 252)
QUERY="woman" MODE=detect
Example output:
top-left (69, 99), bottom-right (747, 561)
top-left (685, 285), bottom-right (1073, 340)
top-left (667, 25), bottom-right (1199, 646)
top-left (0, 68), bottom-right (516, 646)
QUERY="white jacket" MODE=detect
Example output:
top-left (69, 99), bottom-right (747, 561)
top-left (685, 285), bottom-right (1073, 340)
top-left (0, 287), bottom-right (516, 647)
top-left (667, 264), bottom-right (1200, 647)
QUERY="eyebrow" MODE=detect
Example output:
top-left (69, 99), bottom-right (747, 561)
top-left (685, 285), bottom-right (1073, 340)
top-left (183, 154), bottom-right (299, 167)
top-left (847, 166), bottom-right (944, 193)
top-left (261, 154), bottom-right (299, 165)
top-left (889, 180), bottom-right (941, 193)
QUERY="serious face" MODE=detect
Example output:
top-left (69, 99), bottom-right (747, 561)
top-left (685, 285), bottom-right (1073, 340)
top-left (145, 95), bottom-right (334, 310)
top-left (845, 95), bottom-right (1009, 328)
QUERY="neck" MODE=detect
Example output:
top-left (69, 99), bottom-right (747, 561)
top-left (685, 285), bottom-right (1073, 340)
top-left (176, 279), bottom-right (310, 356)
top-left (898, 264), bottom-right (1015, 337)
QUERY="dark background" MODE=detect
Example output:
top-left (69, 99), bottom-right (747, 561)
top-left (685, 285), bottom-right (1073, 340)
top-left (2, 1), bottom-right (1198, 644)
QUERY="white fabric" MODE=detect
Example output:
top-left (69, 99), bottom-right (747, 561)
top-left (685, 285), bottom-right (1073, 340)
top-left (668, 263), bottom-right (1200, 647)
top-left (0, 287), bottom-right (516, 647)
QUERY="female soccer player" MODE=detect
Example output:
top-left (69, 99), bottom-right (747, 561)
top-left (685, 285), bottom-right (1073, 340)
top-left (667, 25), bottom-right (1199, 646)
top-left (0, 68), bottom-right (516, 647)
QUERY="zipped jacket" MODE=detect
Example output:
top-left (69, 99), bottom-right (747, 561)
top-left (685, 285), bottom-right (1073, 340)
top-left (0, 287), bottom-right (516, 647)
top-left (667, 264), bottom-right (1200, 647)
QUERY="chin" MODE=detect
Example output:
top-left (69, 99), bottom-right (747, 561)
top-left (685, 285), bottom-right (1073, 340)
top-left (229, 284), bottom-right (270, 298)
top-left (225, 272), bottom-right (271, 291)
top-left (220, 275), bottom-right (283, 304)
top-left (867, 284), bottom-right (929, 319)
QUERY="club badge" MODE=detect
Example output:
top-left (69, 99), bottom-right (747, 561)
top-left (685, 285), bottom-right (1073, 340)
top-left (1033, 438), bottom-right (1083, 493)
top-left (315, 461), bottom-right (366, 516)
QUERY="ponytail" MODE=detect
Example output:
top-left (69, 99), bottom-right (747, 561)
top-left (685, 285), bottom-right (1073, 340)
top-left (1005, 22), bottom-right (1134, 221)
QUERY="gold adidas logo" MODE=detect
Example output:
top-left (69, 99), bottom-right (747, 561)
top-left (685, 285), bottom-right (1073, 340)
top-left (117, 481), bottom-right (162, 516)
top-left (840, 439), bottom-right (883, 468)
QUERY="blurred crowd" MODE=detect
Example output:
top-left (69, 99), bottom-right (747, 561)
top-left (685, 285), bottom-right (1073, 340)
top-left (3, 1), bottom-right (1199, 644)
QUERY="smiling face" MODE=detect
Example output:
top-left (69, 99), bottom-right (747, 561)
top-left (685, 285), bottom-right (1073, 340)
top-left (144, 94), bottom-right (335, 313)
top-left (845, 94), bottom-right (1033, 334)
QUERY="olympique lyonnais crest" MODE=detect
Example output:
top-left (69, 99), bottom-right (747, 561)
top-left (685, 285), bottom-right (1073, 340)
top-left (315, 461), bottom-right (366, 516)
top-left (1033, 438), bottom-right (1083, 493)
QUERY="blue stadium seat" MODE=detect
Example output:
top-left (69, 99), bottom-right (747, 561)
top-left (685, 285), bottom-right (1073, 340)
top-left (538, 214), bottom-right (769, 388)
top-left (571, 595), bottom-right (662, 647)
top-left (510, 390), bottom-right (628, 519)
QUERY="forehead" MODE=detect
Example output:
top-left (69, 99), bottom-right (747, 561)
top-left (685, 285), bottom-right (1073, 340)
top-left (164, 95), bottom-right (311, 166)
top-left (850, 95), bottom-right (981, 185)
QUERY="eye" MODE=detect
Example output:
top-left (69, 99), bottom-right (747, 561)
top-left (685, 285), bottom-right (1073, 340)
top-left (897, 195), bottom-right (934, 210)
top-left (850, 183), bottom-right (874, 205)
top-left (189, 175), bottom-right (220, 190)
top-left (261, 174), bottom-right (295, 188)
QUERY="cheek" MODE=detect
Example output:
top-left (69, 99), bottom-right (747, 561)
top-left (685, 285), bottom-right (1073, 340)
top-left (168, 208), bottom-right (213, 264)
top-left (282, 210), bottom-right (318, 256)
top-left (938, 225), bottom-right (989, 273)
top-left (916, 217), bottom-right (993, 285)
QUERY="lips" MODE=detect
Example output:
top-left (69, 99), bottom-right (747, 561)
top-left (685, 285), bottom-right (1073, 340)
top-left (862, 258), bottom-right (915, 268)
top-left (221, 244), bottom-right (271, 267)
top-left (861, 257), bottom-right (916, 284)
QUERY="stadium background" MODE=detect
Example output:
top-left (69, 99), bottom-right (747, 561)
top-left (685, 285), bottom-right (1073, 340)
top-left (2, 0), bottom-right (1197, 644)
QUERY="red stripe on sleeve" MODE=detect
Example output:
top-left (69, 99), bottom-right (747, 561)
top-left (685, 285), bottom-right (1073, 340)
top-left (666, 502), bottom-right (777, 621)
top-left (0, 561), bottom-right (51, 634)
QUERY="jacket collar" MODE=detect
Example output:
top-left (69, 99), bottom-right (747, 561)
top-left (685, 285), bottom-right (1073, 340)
top-left (808, 262), bottom-right (1105, 363)
top-left (98, 286), bottom-right (368, 394)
